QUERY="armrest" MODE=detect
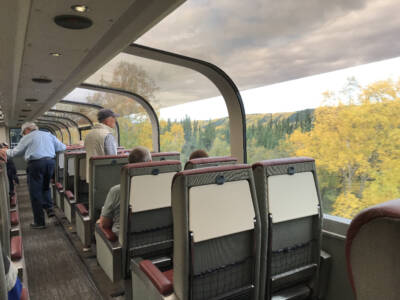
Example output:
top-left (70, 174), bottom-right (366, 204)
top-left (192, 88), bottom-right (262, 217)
top-left (10, 211), bottom-right (19, 226)
top-left (64, 190), bottom-right (75, 200)
top-left (11, 236), bottom-right (22, 260)
top-left (55, 182), bottom-right (63, 191)
top-left (10, 195), bottom-right (17, 207)
top-left (99, 224), bottom-right (117, 242)
top-left (76, 203), bottom-right (88, 216)
top-left (139, 260), bottom-right (173, 296)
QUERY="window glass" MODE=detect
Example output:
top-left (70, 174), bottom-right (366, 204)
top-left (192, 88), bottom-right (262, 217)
top-left (9, 128), bottom-right (21, 148)
top-left (84, 53), bottom-right (228, 159)
top-left (132, 0), bottom-right (400, 219)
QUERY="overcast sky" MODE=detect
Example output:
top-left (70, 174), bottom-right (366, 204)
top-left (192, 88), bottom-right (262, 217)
top-left (82, 0), bottom-right (400, 118)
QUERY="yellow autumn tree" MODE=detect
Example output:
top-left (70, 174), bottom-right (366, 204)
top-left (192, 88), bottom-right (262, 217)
top-left (161, 123), bottom-right (184, 152)
top-left (289, 79), bottom-right (400, 218)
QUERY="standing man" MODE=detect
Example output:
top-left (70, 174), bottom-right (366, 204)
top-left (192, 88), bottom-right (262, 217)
top-left (0, 122), bottom-right (66, 228)
top-left (84, 109), bottom-right (119, 182)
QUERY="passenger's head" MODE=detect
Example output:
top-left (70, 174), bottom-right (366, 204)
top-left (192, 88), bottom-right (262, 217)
top-left (128, 146), bottom-right (152, 164)
top-left (21, 122), bottom-right (38, 136)
top-left (0, 142), bottom-right (9, 149)
top-left (97, 109), bottom-right (119, 129)
top-left (189, 149), bottom-right (209, 160)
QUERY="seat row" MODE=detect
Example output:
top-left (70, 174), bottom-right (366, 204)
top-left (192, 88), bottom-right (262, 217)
top-left (0, 161), bottom-right (28, 298)
top-left (52, 150), bottom-right (330, 300)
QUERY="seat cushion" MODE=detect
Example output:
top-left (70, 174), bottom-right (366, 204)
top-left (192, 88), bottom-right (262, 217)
top-left (11, 236), bottom-right (22, 261)
top-left (10, 195), bottom-right (17, 207)
top-left (10, 211), bottom-right (19, 226)
top-left (76, 203), bottom-right (88, 216)
top-left (64, 190), bottom-right (74, 200)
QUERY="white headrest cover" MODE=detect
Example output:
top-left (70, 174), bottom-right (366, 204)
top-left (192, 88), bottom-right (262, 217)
top-left (189, 180), bottom-right (255, 243)
top-left (130, 172), bottom-right (176, 212)
top-left (268, 172), bottom-right (319, 223)
top-left (67, 158), bottom-right (75, 175)
top-left (59, 153), bottom-right (64, 168)
top-left (79, 158), bottom-right (86, 180)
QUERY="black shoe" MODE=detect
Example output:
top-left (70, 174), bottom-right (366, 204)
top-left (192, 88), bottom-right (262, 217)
top-left (30, 223), bottom-right (46, 229)
top-left (46, 209), bottom-right (55, 218)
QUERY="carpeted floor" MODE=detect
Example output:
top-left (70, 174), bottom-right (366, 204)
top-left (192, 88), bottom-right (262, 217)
top-left (17, 176), bottom-right (102, 300)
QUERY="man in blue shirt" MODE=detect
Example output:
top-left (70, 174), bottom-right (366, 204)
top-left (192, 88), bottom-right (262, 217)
top-left (0, 122), bottom-right (66, 228)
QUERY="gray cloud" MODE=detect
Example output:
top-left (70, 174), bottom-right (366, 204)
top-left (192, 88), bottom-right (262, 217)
top-left (89, 0), bottom-right (400, 108)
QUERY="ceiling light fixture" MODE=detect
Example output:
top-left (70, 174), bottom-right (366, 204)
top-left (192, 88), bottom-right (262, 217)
top-left (32, 77), bottom-right (52, 84)
top-left (50, 52), bottom-right (62, 57)
top-left (54, 15), bottom-right (92, 30)
top-left (71, 5), bottom-right (89, 13)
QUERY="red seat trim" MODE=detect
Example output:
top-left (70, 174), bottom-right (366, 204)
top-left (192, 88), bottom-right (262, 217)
top-left (252, 157), bottom-right (314, 168)
top-left (346, 198), bottom-right (400, 296)
top-left (64, 190), bottom-right (74, 200)
top-left (163, 269), bottom-right (173, 283)
top-left (55, 182), bottom-right (63, 190)
top-left (123, 160), bottom-right (181, 170)
top-left (151, 152), bottom-right (180, 158)
top-left (10, 195), bottom-right (17, 207)
top-left (10, 211), bottom-right (19, 226)
top-left (11, 236), bottom-right (22, 261)
top-left (99, 224), bottom-right (117, 242)
top-left (20, 287), bottom-right (28, 300)
top-left (139, 260), bottom-right (173, 295)
top-left (76, 203), bottom-right (88, 216)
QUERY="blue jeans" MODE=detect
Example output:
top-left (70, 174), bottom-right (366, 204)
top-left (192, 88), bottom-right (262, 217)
top-left (27, 159), bottom-right (55, 225)
top-left (8, 277), bottom-right (22, 300)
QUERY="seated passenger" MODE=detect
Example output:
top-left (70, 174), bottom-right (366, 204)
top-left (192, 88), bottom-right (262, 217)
top-left (99, 146), bottom-right (152, 235)
top-left (189, 149), bottom-right (209, 160)
top-left (0, 143), bottom-right (19, 197)
top-left (2, 248), bottom-right (26, 300)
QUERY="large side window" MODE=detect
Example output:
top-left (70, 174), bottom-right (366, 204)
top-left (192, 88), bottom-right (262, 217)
top-left (9, 128), bottom-right (22, 148)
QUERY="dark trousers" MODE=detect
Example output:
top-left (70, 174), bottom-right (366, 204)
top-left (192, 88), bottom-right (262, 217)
top-left (27, 159), bottom-right (55, 225)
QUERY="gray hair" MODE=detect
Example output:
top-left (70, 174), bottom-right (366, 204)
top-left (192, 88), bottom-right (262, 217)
top-left (128, 146), bottom-right (152, 164)
top-left (21, 122), bottom-right (38, 133)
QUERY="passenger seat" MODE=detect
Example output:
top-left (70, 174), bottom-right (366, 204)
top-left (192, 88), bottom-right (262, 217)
top-left (131, 164), bottom-right (262, 300)
top-left (253, 157), bottom-right (323, 300)
top-left (346, 198), bottom-right (400, 300)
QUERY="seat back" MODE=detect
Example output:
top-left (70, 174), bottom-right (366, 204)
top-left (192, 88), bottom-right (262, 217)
top-left (253, 157), bottom-right (322, 299)
top-left (120, 160), bottom-right (182, 273)
top-left (184, 156), bottom-right (237, 170)
top-left (73, 152), bottom-right (88, 205)
top-left (63, 152), bottom-right (79, 193)
top-left (346, 199), bottom-right (400, 300)
top-left (172, 164), bottom-right (261, 300)
top-left (89, 155), bottom-right (128, 220)
top-left (0, 163), bottom-right (10, 256)
top-left (55, 151), bottom-right (64, 185)
top-left (151, 152), bottom-right (180, 161)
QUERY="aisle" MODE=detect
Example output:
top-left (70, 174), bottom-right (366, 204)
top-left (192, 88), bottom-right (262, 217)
top-left (17, 177), bottom-right (102, 300)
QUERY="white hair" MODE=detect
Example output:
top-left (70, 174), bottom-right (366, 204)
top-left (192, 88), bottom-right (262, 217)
top-left (21, 122), bottom-right (38, 133)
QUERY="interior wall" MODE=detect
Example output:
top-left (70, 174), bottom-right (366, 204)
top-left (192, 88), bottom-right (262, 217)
top-left (0, 126), bottom-right (8, 143)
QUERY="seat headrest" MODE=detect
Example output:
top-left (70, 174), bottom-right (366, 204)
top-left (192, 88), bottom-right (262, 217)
top-left (346, 198), bottom-right (400, 295)
top-left (90, 154), bottom-right (128, 161)
top-left (175, 164), bottom-right (251, 180)
top-left (184, 156), bottom-right (237, 169)
top-left (252, 157), bottom-right (314, 168)
top-left (123, 160), bottom-right (181, 170)
top-left (151, 152), bottom-right (180, 158)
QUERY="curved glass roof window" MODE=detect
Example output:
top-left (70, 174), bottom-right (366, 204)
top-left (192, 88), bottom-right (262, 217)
top-left (63, 87), bottom-right (153, 150)
top-left (136, 0), bottom-right (400, 91)
top-left (84, 53), bottom-right (229, 158)
top-left (84, 53), bottom-right (220, 109)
